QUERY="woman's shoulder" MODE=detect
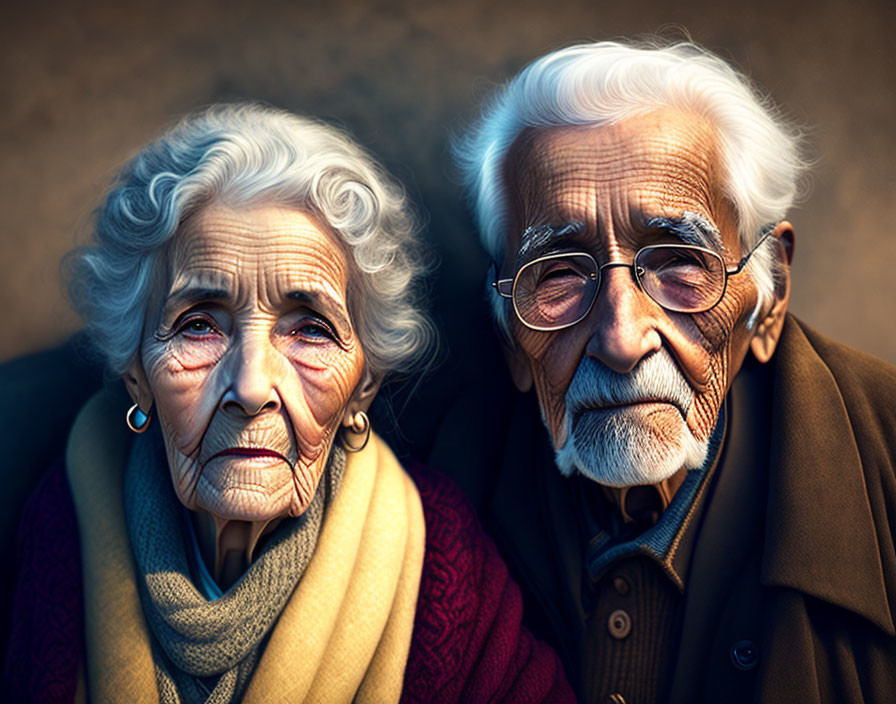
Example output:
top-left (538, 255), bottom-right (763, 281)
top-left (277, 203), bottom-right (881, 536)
top-left (401, 460), bottom-right (573, 704)
top-left (5, 458), bottom-right (83, 701)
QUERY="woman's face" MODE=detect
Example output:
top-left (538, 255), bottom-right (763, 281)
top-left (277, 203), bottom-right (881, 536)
top-left (130, 203), bottom-right (368, 522)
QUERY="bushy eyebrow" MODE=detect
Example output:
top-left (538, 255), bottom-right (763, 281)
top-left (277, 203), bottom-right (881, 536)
top-left (646, 211), bottom-right (723, 251)
top-left (516, 221), bottom-right (585, 264)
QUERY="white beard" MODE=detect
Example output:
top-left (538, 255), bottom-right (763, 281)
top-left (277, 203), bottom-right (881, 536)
top-left (551, 349), bottom-right (710, 487)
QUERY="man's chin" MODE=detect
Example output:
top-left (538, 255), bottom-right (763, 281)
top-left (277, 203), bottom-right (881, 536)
top-left (554, 407), bottom-right (709, 487)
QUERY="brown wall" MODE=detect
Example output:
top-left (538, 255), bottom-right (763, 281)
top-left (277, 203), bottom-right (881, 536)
top-left (2, 0), bottom-right (895, 371)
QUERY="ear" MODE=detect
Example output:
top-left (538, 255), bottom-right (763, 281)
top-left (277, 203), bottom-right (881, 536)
top-left (123, 357), bottom-right (154, 412)
top-left (342, 366), bottom-right (384, 426)
top-left (750, 221), bottom-right (795, 363)
top-left (502, 340), bottom-right (533, 392)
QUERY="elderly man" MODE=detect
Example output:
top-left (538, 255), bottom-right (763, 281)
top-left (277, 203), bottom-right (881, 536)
top-left (441, 41), bottom-right (896, 703)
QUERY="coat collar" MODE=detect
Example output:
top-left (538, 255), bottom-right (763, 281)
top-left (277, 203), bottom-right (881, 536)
top-left (762, 315), bottom-right (896, 636)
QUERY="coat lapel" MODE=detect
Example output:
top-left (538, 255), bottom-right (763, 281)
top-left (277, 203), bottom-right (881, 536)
top-left (762, 316), bottom-right (895, 636)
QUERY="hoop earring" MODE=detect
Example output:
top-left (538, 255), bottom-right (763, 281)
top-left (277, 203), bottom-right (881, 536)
top-left (340, 411), bottom-right (370, 453)
top-left (126, 403), bottom-right (151, 434)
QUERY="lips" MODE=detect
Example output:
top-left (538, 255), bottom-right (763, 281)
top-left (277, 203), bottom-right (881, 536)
top-left (208, 447), bottom-right (288, 462)
top-left (578, 398), bottom-right (686, 419)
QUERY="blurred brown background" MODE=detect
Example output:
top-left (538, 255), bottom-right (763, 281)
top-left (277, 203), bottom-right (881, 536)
top-left (2, 0), bottom-right (895, 373)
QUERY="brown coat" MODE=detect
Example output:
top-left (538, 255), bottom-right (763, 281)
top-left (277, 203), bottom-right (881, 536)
top-left (430, 315), bottom-right (896, 703)
top-left (668, 316), bottom-right (896, 703)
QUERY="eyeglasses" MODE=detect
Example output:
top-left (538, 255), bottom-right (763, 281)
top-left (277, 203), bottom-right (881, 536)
top-left (493, 231), bottom-right (773, 331)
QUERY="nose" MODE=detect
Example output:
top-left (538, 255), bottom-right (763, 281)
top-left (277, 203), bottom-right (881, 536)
top-left (222, 332), bottom-right (282, 417)
top-left (585, 266), bottom-right (663, 374)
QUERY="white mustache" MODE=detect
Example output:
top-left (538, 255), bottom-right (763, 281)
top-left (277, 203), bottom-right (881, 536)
top-left (565, 348), bottom-right (693, 420)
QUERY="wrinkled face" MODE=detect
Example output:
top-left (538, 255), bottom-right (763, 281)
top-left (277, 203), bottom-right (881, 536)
top-left (502, 109), bottom-right (762, 486)
top-left (138, 203), bottom-right (365, 522)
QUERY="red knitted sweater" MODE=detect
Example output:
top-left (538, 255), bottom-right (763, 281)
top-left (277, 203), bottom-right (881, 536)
top-left (5, 459), bottom-right (573, 703)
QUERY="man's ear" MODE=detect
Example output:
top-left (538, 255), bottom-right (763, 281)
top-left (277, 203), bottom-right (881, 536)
top-left (502, 341), bottom-right (533, 392)
top-left (342, 366), bottom-right (384, 425)
top-left (750, 221), bottom-right (795, 363)
top-left (123, 357), bottom-right (154, 411)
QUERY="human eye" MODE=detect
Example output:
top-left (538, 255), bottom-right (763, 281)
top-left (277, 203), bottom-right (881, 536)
top-left (650, 247), bottom-right (715, 277)
top-left (286, 315), bottom-right (339, 344)
top-left (173, 313), bottom-right (223, 340)
top-left (539, 260), bottom-right (587, 283)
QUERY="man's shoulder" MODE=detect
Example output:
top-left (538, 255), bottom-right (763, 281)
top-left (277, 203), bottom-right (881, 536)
top-left (786, 314), bottom-right (896, 387)
top-left (778, 315), bottom-right (896, 432)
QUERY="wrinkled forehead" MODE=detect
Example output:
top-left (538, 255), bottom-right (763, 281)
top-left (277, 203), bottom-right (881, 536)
top-left (169, 204), bottom-right (348, 277)
top-left (501, 109), bottom-right (728, 248)
top-left (153, 203), bottom-right (354, 326)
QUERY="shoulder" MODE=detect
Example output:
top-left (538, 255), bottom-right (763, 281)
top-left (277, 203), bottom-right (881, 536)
top-left (401, 460), bottom-right (573, 704)
top-left (781, 315), bottom-right (896, 407)
top-left (405, 460), bottom-right (481, 545)
top-left (5, 459), bottom-right (83, 700)
top-left (777, 315), bottom-right (896, 461)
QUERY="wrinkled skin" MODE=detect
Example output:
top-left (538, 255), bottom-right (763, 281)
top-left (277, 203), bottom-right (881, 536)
top-left (125, 203), bottom-right (376, 584)
top-left (501, 109), bottom-right (792, 485)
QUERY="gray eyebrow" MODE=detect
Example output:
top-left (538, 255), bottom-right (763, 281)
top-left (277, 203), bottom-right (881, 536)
top-left (647, 211), bottom-right (724, 251)
top-left (516, 221), bottom-right (585, 264)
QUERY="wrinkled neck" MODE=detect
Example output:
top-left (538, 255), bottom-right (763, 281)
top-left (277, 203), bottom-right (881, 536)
top-left (191, 511), bottom-right (282, 591)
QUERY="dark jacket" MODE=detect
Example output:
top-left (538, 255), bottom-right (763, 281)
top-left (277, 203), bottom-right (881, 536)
top-left (430, 315), bottom-right (896, 703)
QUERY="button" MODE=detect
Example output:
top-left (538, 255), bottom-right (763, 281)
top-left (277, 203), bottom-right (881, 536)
top-left (612, 576), bottom-right (630, 595)
top-left (607, 609), bottom-right (631, 639)
top-left (607, 694), bottom-right (627, 704)
top-left (730, 640), bottom-right (759, 671)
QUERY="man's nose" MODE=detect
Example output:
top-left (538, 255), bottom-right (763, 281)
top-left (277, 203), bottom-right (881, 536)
top-left (585, 266), bottom-right (663, 374)
top-left (222, 332), bottom-right (282, 417)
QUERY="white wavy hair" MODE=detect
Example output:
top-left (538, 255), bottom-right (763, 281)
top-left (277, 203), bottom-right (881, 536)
top-left (454, 39), bottom-right (808, 337)
top-left (67, 103), bottom-right (433, 378)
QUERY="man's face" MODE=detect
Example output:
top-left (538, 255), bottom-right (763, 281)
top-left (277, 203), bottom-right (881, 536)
top-left (501, 109), bottom-right (764, 486)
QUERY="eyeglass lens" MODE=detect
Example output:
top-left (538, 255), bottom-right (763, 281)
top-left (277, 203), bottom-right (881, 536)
top-left (513, 254), bottom-right (598, 329)
top-left (634, 246), bottom-right (726, 313)
top-left (512, 246), bottom-right (727, 329)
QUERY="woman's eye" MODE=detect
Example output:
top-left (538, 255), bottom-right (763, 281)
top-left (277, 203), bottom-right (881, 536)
top-left (290, 320), bottom-right (336, 342)
top-left (177, 316), bottom-right (219, 338)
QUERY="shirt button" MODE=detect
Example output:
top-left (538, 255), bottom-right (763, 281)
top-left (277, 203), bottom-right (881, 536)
top-left (606, 694), bottom-right (627, 704)
top-left (612, 576), bottom-right (630, 595)
top-left (730, 640), bottom-right (759, 671)
top-left (607, 609), bottom-right (632, 639)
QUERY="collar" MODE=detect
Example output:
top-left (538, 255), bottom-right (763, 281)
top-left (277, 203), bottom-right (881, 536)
top-left (575, 406), bottom-right (727, 592)
top-left (762, 315), bottom-right (896, 636)
top-left (599, 469), bottom-right (688, 528)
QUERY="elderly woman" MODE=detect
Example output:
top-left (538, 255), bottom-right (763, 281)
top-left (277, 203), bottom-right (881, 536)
top-left (5, 105), bottom-right (572, 703)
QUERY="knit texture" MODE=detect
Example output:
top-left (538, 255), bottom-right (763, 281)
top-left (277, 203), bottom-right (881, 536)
top-left (6, 392), bottom-right (572, 703)
top-left (401, 460), bottom-right (574, 703)
top-left (124, 427), bottom-right (344, 704)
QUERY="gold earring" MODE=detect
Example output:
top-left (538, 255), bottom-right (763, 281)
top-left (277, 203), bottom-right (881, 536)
top-left (340, 410), bottom-right (370, 453)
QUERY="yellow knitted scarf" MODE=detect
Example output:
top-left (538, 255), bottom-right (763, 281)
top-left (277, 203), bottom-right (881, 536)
top-left (66, 391), bottom-right (426, 703)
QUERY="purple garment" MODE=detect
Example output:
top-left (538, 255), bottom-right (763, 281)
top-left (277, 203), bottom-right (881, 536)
top-left (5, 459), bottom-right (573, 703)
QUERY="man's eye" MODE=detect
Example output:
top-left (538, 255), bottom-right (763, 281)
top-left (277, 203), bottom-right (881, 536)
top-left (656, 252), bottom-right (709, 272)
top-left (540, 266), bottom-right (583, 282)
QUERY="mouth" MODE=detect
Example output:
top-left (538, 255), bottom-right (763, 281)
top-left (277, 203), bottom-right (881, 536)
top-left (578, 398), bottom-right (685, 419)
top-left (208, 447), bottom-right (289, 463)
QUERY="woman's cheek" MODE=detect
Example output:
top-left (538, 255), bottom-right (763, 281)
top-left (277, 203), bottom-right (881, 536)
top-left (168, 335), bottom-right (228, 371)
top-left (287, 354), bottom-right (363, 443)
top-left (145, 343), bottom-right (221, 457)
